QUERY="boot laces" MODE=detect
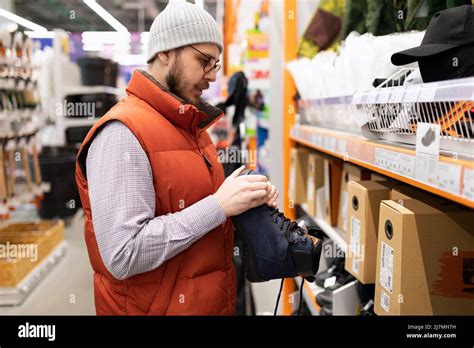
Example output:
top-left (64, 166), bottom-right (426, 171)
top-left (269, 208), bottom-right (305, 242)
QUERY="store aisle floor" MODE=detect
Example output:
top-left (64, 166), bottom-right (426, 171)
top-left (0, 211), bottom-right (95, 315)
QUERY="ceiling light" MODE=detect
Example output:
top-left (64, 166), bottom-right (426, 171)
top-left (0, 9), bottom-right (47, 32)
top-left (83, 0), bottom-right (128, 33)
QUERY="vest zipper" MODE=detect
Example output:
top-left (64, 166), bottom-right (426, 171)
top-left (193, 132), bottom-right (212, 170)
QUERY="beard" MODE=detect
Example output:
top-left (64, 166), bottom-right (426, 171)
top-left (166, 58), bottom-right (199, 106)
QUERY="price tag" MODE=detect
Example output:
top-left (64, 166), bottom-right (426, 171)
top-left (398, 154), bottom-right (416, 178)
top-left (438, 162), bottom-right (461, 195)
top-left (415, 123), bottom-right (440, 185)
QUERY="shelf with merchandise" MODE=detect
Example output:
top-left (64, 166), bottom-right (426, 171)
top-left (290, 124), bottom-right (473, 209)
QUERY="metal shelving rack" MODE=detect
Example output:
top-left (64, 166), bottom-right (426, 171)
top-left (281, 1), bottom-right (474, 316)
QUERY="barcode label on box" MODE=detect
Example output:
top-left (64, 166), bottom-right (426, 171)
top-left (380, 241), bottom-right (394, 293)
top-left (380, 290), bottom-right (390, 313)
top-left (352, 259), bottom-right (360, 275)
top-left (349, 216), bottom-right (361, 274)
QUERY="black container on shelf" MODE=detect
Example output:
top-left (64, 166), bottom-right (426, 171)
top-left (64, 93), bottom-right (117, 118)
top-left (77, 57), bottom-right (119, 87)
top-left (38, 146), bottom-right (82, 219)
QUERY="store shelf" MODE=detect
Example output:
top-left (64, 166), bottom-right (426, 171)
top-left (291, 125), bottom-right (474, 208)
top-left (0, 241), bottom-right (67, 306)
top-left (299, 203), bottom-right (347, 252)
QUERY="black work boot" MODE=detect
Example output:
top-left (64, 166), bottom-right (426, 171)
top-left (232, 170), bottom-right (323, 282)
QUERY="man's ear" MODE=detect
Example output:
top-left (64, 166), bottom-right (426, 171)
top-left (156, 51), bottom-right (171, 66)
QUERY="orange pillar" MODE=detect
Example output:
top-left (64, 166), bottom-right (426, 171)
top-left (281, 0), bottom-right (298, 316)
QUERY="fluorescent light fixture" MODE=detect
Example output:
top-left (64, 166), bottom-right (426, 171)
top-left (83, 0), bottom-right (128, 33)
top-left (0, 9), bottom-right (47, 32)
top-left (25, 31), bottom-right (56, 39)
top-left (82, 31), bottom-right (130, 43)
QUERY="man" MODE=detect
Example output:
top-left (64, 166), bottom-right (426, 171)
top-left (75, 1), bottom-right (278, 315)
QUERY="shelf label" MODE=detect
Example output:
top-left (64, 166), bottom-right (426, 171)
top-left (415, 123), bottom-right (440, 185)
top-left (338, 139), bottom-right (347, 155)
top-left (398, 153), bottom-right (416, 178)
top-left (463, 168), bottom-right (474, 201)
top-left (375, 148), bottom-right (415, 178)
top-left (328, 137), bottom-right (337, 153)
top-left (438, 162), bottom-right (462, 195)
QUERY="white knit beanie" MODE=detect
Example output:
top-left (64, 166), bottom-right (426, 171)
top-left (147, 1), bottom-right (223, 63)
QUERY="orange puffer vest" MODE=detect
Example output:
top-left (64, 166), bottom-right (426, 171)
top-left (75, 70), bottom-right (236, 315)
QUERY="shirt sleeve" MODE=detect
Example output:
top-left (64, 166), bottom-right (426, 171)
top-left (86, 121), bottom-right (226, 280)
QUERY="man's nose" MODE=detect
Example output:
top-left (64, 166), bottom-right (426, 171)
top-left (204, 68), bottom-right (217, 82)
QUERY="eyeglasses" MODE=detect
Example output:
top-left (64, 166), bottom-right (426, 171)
top-left (189, 45), bottom-right (221, 74)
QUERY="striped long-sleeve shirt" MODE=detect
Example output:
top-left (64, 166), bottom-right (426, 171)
top-left (86, 121), bottom-right (227, 280)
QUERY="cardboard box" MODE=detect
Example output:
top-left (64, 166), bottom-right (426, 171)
top-left (306, 153), bottom-right (324, 216)
top-left (374, 199), bottom-right (474, 315)
top-left (345, 181), bottom-right (391, 284)
top-left (289, 147), bottom-right (310, 206)
top-left (319, 159), bottom-right (343, 225)
top-left (337, 163), bottom-right (372, 233)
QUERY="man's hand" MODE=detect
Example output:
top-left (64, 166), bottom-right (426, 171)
top-left (265, 181), bottom-right (278, 208)
top-left (214, 166), bottom-right (273, 217)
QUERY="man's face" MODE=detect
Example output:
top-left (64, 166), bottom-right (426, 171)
top-left (165, 43), bottom-right (220, 106)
